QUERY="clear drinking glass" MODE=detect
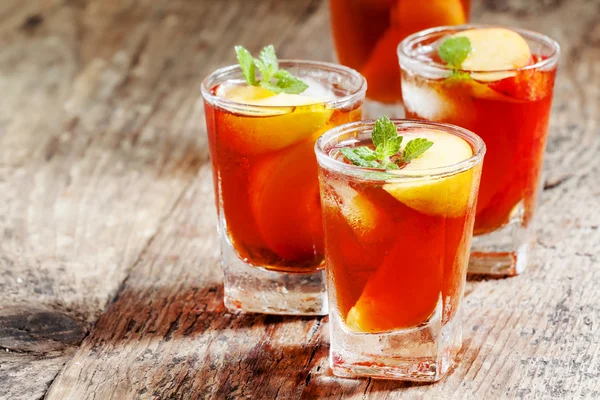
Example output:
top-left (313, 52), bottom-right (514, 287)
top-left (201, 61), bottom-right (366, 315)
top-left (399, 25), bottom-right (560, 275)
top-left (316, 119), bottom-right (485, 381)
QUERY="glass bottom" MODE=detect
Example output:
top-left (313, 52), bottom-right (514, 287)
top-left (329, 298), bottom-right (462, 382)
top-left (469, 200), bottom-right (530, 276)
top-left (362, 99), bottom-right (405, 119)
top-left (221, 236), bottom-right (327, 315)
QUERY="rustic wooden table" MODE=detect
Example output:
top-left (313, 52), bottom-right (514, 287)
top-left (0, 0), bottom-right (598, 399)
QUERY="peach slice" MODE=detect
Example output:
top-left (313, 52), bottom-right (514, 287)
top-left (217, 84), bottom-right (276, 103)
top-left (218, 84), bottom-right (333, 155)
top-left (248, 140), bottom-right (323, 262)
top-left (321, 202), bottom-right (383, 317)
top-left (324, 180), bottom-right (388, 244)
top-left (451, 28), bottom-right (531, 82)
top-left (383, 129), bottom-right (476, 218)
top-left (345, 222), bottom-right (445, 333)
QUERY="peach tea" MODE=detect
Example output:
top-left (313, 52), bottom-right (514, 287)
top-left (202, 46), bottom-right (366, 315)
top-left (400, 26), bottom-right (560, 275)
top-left (316, 117), bottom-right (485, 381)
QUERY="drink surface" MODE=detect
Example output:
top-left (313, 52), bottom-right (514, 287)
top-left (329, 0), bottom-right (470, 103)
top-left (320, 129), bottom-right (479, 333)
top-left (402, 28), bottom-right (557, 234)
top-left (204, 81), bottom-right (362, 272)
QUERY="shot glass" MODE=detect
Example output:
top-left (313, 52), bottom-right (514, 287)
top-left (201, 60), bottom-right (366, 315)
top-left (316, 119), bottom-right (485, 381)
top-left (399, 25), bottom-right (560, 275)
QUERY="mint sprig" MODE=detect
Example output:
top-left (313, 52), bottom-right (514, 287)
top-left (438, 36), bottom-right (471, 69)
top-left (402, 138), bottom-right (434, 163)
top-left (255, 45), bottom-right (278, 82)
top-left (439, 36), bottom-right (473, 81)
top-left (373, 116), bottom-right (403, 166)
top-left (341, 116), bottom-right (434, 169)
top-left (340, 147), bottom-right (380, 169)
top-left (235, 46), bottom-right (257, 86)
top-left (234, 45), bottom-right (308, 94)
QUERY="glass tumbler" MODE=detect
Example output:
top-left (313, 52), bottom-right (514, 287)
top-left (201, 60), bottom-right (366, 315)
top-left (399, 25), bottom-right (560, 275)
top-left (316, 119), bottom-right (485, 381)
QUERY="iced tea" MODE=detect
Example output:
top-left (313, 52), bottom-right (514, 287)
top-left (316, 119), bottom-right (484, 381)
top-left (400, 26), bottom-right (560, 274)
top-left (202, 59), bottom-right (366, 314)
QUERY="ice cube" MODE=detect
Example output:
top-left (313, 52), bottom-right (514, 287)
top-left (382, 129), bottom-right (475, 217)
top-left (214, 80), bottom-right (333, 119)
top-left (402, 80), bottom-right (456, 121)
top-left (327, 179), bottom-right (380, 239)
top-left (300, 77), bottom-right (337, 102)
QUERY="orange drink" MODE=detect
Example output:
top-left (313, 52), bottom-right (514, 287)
top-left (316, 118), bottom-right (485, 381)
top-left (202, 50), bottom-right (366, 314)
top-left (399, 26), bottom-right (560, 274)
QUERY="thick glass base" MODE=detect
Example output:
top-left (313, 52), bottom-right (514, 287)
top-left (469, 243), bottom-right (528, 276)
top-left (469, 201), bottom-right (530, 276)
top-left (221, 238), bottom-right (327, 315)
top-left (362, 99), bottom-right (405, 119)
top-left (329, 300), bottom-right (461, 382)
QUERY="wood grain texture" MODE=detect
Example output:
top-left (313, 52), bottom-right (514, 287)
top-left (0, 0), bottom-right (207, 397)
top-left (0, 0), bottom-right (599, 399)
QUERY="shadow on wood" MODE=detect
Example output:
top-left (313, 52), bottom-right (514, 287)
top-left (49, 279), bottom-right (328, 398)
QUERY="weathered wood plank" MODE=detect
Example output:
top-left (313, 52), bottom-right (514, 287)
top-left (44, 166), bottom-right (328, 400)
top-left (0, 351), bottom-right (73, 400)
top-left (43, 0), bottom-right (334, 397)
top-left (0, 0), bottom-right (210, 397)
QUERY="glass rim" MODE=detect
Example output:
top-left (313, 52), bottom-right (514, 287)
top-left (398, 24), bottom-right (561, 75)
top-left (315, 119), bottom-right (486, 180)
top-left (200, 59), bottom-right (367, 110)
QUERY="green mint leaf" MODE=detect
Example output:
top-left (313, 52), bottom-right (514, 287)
top-left (438, 36), bottom-right (471, 69)
top-left (260, 71), bottom-right (309, 94)
top-left (273, 70), bottom-right (309, 94)
top-left (234, 45), bottom-right (308, 94)
top-left (255, 45), bottom-right (278, 82)
top-left (381, 160), bottom-right (400, 170)
top-left (353, 146), bottom-right (378, 161)
top-left (235, 45), bottom-right (256, 85)
top-left (339, 116), bottom-right (435, 169)
top-left (340, 147), bottom-right (382, 168)
top-left (402, 138), bottom-right (434, 163)
top-left (377, 135), bottom-right (402, 160)
top-left (448, 70), bottom-right (472, 81)
top-left (372, 116), bottom-right (402, 159)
